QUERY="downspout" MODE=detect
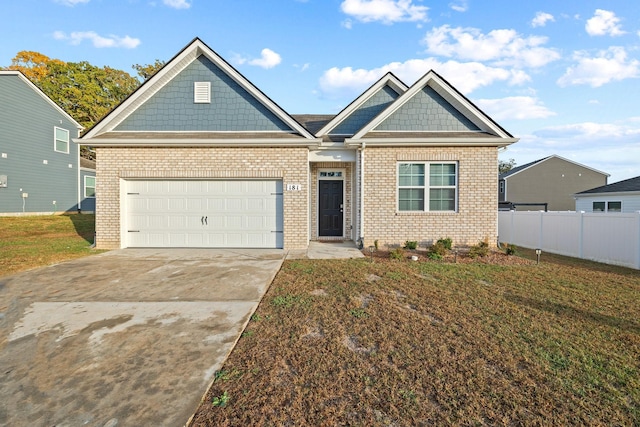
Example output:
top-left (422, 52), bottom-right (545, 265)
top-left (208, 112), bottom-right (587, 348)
top-left (358, 142), bottom-right (366, 249)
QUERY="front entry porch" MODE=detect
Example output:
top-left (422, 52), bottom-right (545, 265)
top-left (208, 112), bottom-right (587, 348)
top-left (309, 162), bottom-right (355, 243)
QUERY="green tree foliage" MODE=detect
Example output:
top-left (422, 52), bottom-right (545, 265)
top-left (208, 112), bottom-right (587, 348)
top-left (132, 59), bottom-right (165, 80)
top-left (499, 158), bottom-right (516, 174)
top-left (38, 61), bottom-right (139, 129)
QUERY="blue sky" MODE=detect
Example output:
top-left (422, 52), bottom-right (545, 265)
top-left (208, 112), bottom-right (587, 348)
top-left (2, 0), bottom-right (640, 184)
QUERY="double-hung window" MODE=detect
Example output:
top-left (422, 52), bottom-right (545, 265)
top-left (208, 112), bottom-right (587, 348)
top-left (84, 176), bottom-right (96, 198)
top-left (398, 162), bottom-right (457, 212)
top-left (54, 127), bottom-right (69, 154)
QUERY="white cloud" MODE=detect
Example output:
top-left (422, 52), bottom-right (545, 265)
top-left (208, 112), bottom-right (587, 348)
top-left (340, 0), bottom-right (428, 24)
top-left (423, 25), bottom-right (560, 68)
top-left (319, 58), bottom-right (529, 99)
top-left (342, 19), bottom-right (353, 29)
top-left (163, 0), bottom-right (191, 9)
top-left (557, 46), bottom-right (640, 87)
top-left (53, 0), bottom-right (89, 6)
top-left (235, 48), bottom-right (282, 69)
top-left (53, 31), bottom-right (141, 48)
top-left (531, 12), bottom-right (554, 28)
top-left (586, 9), bottom-right (625, 36)
top-left (295, 63), bottom-right (310, 72)
top-left (449, 1), bottom-right (468, 12)
top-left (475, 96), bottom-right (556, 120)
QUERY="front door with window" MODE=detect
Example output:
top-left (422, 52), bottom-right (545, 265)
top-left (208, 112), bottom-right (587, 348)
top-left (319, 180), bottom-right (343, 236)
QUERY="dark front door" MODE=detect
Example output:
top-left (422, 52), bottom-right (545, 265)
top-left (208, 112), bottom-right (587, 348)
top-left (319, 180), bottom-right (343, 237)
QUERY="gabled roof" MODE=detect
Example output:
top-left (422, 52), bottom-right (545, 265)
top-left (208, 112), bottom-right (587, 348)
top-left (575, 175), bottom-right (640, 196)
top-left (0, 70), bottom-right (82, 131)
top-left (500, 155), bottom-right (610, 180)
top-left (315, 72), bottom-right (408, 138)
top-left (347, 70), bottom-right (517, 146)
top-left (81, 37), bottom-right (315, 142)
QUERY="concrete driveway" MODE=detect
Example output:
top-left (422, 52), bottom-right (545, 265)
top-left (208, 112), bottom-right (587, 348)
top-left (0, 248), bottom-right (284, 427)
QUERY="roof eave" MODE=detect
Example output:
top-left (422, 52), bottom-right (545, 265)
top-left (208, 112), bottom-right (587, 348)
top-left (345, 137), bottom-right (518, 147)
top-left (73, 137), bottom-right (321, 148)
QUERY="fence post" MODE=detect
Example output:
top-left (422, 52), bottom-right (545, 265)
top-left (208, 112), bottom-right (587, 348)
top-left (579, 211), bottom-right (584, 259)
top-left (539, 211), bottom-right (544, 249)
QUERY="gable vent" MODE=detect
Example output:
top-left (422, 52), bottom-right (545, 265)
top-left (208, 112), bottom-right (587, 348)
top-left (194, 82), bottom-right (211, 103)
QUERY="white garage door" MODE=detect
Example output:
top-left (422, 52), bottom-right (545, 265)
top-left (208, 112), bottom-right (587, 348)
top-left (124, 180), bottom-right (283, 248)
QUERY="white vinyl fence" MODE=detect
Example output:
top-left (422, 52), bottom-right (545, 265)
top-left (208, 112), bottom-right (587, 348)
top-left (498, 211), bottom-right (640, 270)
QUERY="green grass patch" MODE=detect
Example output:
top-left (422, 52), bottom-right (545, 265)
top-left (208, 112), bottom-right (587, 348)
top-left (0, 214), bottom-right (100, 276)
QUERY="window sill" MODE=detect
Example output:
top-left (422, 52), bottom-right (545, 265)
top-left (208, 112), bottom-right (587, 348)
top-left (395, 211), bottom-right (457, 215)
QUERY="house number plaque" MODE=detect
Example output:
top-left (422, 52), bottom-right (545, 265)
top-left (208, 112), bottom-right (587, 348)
top-left (286, 184), bottom-right (302, 191)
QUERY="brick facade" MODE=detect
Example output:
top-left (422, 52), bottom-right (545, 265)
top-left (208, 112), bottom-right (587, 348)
top-left (95, 146), bottom-right (309, 250)
top-left (361, 146), bottom-right (499, 249)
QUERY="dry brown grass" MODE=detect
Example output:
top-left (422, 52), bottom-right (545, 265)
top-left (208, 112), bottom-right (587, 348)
top-left (190, 250), bottom-right (639, 426)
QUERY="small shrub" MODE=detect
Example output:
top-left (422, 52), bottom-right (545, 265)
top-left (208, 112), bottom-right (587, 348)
top-left (403, 240), bottom-right (418, 250)
top-left (374, 239), bottom-right (379, 251)
top-left (503, 243), bottom-right (517, 256)
top-left (436, 237), bottom-right (453, 250)
top-left (469, 239), bottom-right (489, 258)
top-left (389, 247), bottom-right (405, 260)
top-left (427, 240), bottom-right (449, 259)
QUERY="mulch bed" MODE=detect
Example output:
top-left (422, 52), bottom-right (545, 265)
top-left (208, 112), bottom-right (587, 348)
top-left (362, 247), bottom-right (534, 265)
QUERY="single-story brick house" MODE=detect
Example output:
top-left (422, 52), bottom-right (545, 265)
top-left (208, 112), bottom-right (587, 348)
top-left (78, 38), bottom-right (517, 250)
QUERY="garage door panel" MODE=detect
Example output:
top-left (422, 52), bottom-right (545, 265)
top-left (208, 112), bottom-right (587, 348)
top-left (125, 180), bottom-right (283, 248)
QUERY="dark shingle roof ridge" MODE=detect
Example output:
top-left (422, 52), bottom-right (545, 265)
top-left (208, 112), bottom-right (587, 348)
top-left (292, 114), bottom-right (335, 134)
top-left (500, 156), bottom-right (551, 179)
top-left (576, 175), bottom-right (640, 194)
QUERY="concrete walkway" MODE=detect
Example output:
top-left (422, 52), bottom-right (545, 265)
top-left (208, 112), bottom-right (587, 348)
top-left (0, 249), bottom-right (284, 427)
top-left (287, 241), bottom-right (365, 260)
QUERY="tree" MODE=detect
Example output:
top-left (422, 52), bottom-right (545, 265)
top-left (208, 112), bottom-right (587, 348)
top-left (132, 59), bottom-right (166, 80)
top-left (499, 158), bottom-right (516, 174)
top-left (38, 61), bottom-right (139, 130)
top-left (6, 51), bottom-right (64, 81)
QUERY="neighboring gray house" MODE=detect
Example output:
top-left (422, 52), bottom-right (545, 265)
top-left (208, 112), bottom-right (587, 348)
top-left (499, 155), bottom-right (608, 211)
top-left (574, 175), bottom-right (640, 213)
top-left (0, 70), bottom-right (95, 214)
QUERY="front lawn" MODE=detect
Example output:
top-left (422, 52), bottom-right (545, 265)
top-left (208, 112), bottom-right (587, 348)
top-left (0, 214), bottom-right (98, 276)
top-left (191, 250), bottom-right (640, 426)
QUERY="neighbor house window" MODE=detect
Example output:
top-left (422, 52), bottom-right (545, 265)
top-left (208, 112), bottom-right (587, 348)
top-left (54, 127), bottom-right (69, 153)
top-left (398, 162), bottom-right (457, 212)
top-left (593, 201), bottom-right (622, 212)
top-left (84, 176), bottom-right (96, 198)
top-left (194, 82), bottom-right (211, 103)
top-left (607, 201), bottom-right (621, 212)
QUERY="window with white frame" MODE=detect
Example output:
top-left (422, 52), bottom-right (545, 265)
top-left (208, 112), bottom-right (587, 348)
top-left (608, 201), bottom-right (622, 212)
top-left (84, 176), bottom-right (96, 198)
top-left (398, 162), bottom-right (457, 212)
top-left (593, 201), bottom-right (622, 212)
top-left (54, 127), bottom-right (69, 154)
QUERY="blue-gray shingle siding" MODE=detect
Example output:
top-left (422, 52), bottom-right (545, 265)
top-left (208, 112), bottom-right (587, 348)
top-left (0, 74), bottom-right (80, 213)
top-left (331, 85), bottom-right (400, 135)
top-left (115, 56), bottom-right (292, 132)
top-left (376, 86), bottom-right (479, 131)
